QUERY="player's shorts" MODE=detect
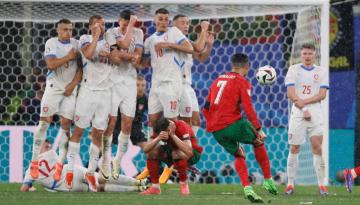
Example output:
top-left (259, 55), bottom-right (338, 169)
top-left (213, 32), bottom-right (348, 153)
top-left (74, 86), bottom-right (111, 130)
top-left (40, 82), bottom-right (76, 120)
top-left (148, 81), bottom-right (182, 118)
top-left (179, 84), bottom-right (199, 118)
top-left (212, 118), bottom-right (257, 155)
top-left (288, 112), bottom-right (324, 145)
top-left (110, 81), bottom-right (136, 118)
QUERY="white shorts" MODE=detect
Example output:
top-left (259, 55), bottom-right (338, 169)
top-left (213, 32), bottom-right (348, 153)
top-left (40, 83), bottom-right (76, 120)
top-left (74, 86), bottom-right (111, 130)
top-left (110, 81), bottom-right (136, 118)
top-left (148, 81), bottom-right (182, 118)
top-left (288, 112), bottom-right (324, 145)
top-left (53, 165), bottom-right (99, 192)
top-left (179, 84), bottom-right (199, 117)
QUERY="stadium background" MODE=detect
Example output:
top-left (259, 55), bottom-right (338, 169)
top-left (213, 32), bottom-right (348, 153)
top-left (0, 1), bottom-right (357, 185)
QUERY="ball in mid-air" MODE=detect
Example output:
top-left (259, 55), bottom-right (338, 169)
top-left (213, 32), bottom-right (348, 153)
top-left (256, 65), bottom-right (277, 85)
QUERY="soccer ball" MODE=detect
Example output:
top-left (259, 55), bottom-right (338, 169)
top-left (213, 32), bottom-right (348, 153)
top-left (256, 65), bottom-right (277, 85)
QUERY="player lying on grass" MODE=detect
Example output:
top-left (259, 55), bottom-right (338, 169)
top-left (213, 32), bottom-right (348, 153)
top-left (343, 166), bottom-right (360, 193)
top-left (203, 53), bottom-right (278, 203)
top-left (140, 118), bottom-right (202, 195)
top-left (21, 140), bottom-right (148, 192)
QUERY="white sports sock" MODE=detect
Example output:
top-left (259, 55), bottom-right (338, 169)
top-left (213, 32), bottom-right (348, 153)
top-left (313, 154), bottom-right (325, 186)
top-left (108, 175), bottom-right (137, 186)
top-left (66, 141), bottom-right (80, 172)
top-left (351, 169), bottom-right (357, 178)
top-left (104, 184), bottom-right (137, 192)
top-left (87, 143), bottom-right (100, 175)
top-left (286, 152), bottom-right (299, 186)
top-left (102, 135), bottom-right (112, 164)
top-left (115, 132), bottom-right (129, 163)
top-left (58, 128), bottom-right (69, 164)
top-left (31, 121), bottom-right (49, 161)
top-left (192, 126), bottom-right (200, 136)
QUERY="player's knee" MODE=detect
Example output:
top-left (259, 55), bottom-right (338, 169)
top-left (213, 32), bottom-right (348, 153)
top-left (234, 146), bottom-right (246, 159)
top-left (172, 150), bottom-right (188, 160)
top-left (311, 145), bottom-right (322, 155)
top-left (146, 149), bottom-right (159, 160)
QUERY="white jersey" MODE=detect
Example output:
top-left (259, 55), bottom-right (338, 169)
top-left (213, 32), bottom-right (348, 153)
top-left (285, 63), bottom-right (329, 116)
top-left (107, 27), bottom-right (144, 83)
top-left (23, 150), bottom-right (89, 192)
top-left (79, 34), bottom-right (113, 90)
top-left (44, 37), bottom-right (79, 89)
top-left (179, 39), bottom-right (193, 85)
top-left (144, 27), bottom-right (189, 85)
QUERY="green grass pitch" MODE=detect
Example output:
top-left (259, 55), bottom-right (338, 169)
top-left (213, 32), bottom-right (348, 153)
top-left (1, 183), bottom-right (360, 205)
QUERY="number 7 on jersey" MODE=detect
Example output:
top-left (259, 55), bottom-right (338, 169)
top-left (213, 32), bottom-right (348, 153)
top-left (214, 80), bottom-right (227, 104)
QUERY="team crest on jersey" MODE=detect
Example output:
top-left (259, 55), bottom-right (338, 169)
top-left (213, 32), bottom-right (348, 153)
top-left (314, 74), bottom-right (319, 80)
top-left (138, 104), bottom-right (144, 111)
top-left (43, 107), bottom-right (49, 113)
top-left (185, 107), bottom-right (191, 113)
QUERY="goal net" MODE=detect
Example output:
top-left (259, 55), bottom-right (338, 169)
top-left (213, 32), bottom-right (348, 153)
top-left (0, 0), bottom-right (329, 185)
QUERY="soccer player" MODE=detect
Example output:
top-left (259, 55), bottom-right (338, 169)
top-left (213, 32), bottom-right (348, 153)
top-left (30, 18), bottom-right (82, 181)
top-left (155, 14), bottom-right (214, 183)
top-left (284, 43), bottom-right (329, 195)
top-left (101, 10), bottom-right (144, 180)
top-left (203, 53), bottom-right (278, 203)
top-left (139, 118), bottom-right (202, 195)
top-left (173, 15), bottom-right (214, 135)
top-left (142, 7), bottom-right (193, 137)
top-left (112, 75), bottom-right (148, 149)
top-left (65, 15), bottom-right (113, 192)
top-left (21, 140), bottom-right (148, 192)
top-left (136, 8), bottom-right (193, 182)
top-left (343, 166), bottom-right (360, 193)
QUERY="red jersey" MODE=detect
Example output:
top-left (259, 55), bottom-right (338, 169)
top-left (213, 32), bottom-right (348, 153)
top-left (152, 120), bottom-right (203, 153)
top-left (203, 72), bottom-right (261, 132)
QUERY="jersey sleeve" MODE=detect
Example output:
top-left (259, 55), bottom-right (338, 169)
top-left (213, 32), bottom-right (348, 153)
top-left (135, 29), bottom-right (144, 49)
top-left (285, 65), bottom-right (296, 87)
top-left (319, 67), bottom-right (329, 89)
top-left (44, 39), bottom-right (57, 59)
top-left (79, 35), bottom-right (91, 48)
top-left (22, 168), bottom-right (34, 187)
top-left (73, 39), bottom-right (80, 51)
top-left (170, 27), bottom-right (187, 45)
top-left (240, 81), bottom-right (261, 130)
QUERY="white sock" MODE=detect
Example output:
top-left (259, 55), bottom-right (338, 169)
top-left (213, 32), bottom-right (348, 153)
top-left (31, 121), bottom-right (49, 161)
top-left (108, 175), bottom-right (137, 186)
top-left (102, 135), bottom-right (112, 165)
top-left (66, 141), bottom-right (80, 172)
top-left (58, 128), bottom-right (69, 164)
top-left (115, 132), bottom-right (129, 163)
top-left (192, 126), bottom-right (200, 136)
top-left (286, 152), bottom-right (299, 186)
top-left (313, 154), bottom-right (325, 186)
top-left (351, 169), bottom-right (357, 178)
top-left (104, 184), bottom-right (138, 192)
top-left (88, 143), bottom-right (100, 175)
top-left (152, 183), bottom-right (160, 189)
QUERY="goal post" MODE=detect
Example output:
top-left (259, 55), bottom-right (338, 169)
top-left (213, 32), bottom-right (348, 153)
top-left (0, 0), bottom-right (329, 185)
